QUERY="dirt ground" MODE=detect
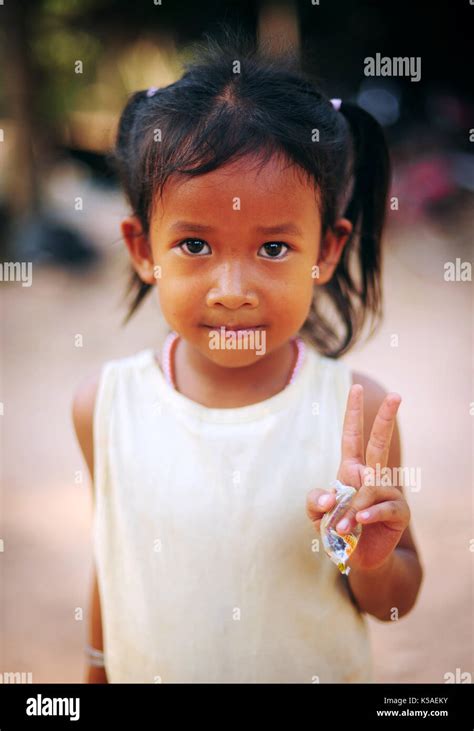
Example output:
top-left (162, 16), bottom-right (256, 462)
top-left (1, 173), bottom-right (473, 683)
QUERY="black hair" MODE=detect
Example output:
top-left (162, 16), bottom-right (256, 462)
top-left (110, 25), bottom-right (391, 357)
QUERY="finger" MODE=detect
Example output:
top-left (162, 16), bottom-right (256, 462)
top-left (312, 518), bottom-right (323, 534)
top-left (337, 461), bottom-right (366, 490)
top-left (340, 384), bottom-right (364, 464)
top-left (355, 499), bottom-right (410, 532)
top-left (365, 393), bottom-right (402, 471)
top-left (334, 484), bottom-right (401, 534)
top-left (306, 487), bottom-right (337, 522)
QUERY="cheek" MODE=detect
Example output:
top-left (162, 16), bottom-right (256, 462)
top-left (268, 271), bottom-right (314, 318)
top-left (155, 276), bottom-right (202, 323)
top-left (156, 253), bottom-right (204, 302)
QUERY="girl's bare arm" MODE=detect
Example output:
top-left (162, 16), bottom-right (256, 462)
top-left (72, 371), bottom-right (108, 683)
top-left (86, 570), bottom-right (108, 683)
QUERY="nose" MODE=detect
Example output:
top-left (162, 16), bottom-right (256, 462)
top-left (206, 261), bottom-right (259, 309)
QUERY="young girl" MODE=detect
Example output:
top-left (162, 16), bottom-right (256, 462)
top-left (73, 31), bottom-right (423, 684)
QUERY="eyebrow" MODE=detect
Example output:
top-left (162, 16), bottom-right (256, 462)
top-left (168, 221), bottom-right (303, 236)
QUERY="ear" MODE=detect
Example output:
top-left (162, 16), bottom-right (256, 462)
top-left (121, 216), bottom-right (156, 285)
top-left (314, 218), bottom-right (353, 285)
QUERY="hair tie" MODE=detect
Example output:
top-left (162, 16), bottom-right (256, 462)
top-left (146, 86), bottom-right (158, 98)
top-left (330, 98), bottom-right (342, 111)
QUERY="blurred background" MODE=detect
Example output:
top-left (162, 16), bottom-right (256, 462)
top-left (0, 0), bottom-right (472, 683)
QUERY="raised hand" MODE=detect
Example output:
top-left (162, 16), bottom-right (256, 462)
top-left (306, 384), bottom-right (411, 572)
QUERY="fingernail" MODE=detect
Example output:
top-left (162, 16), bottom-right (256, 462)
top-left (359, 511), bottom-right (371, 520)
top-left (337, 518), bottom-right (350, 532)
top-left (318, 493), bottom-right (332, 507)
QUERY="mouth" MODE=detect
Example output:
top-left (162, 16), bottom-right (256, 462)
top-left (202, 324), bottom-right (266, 332)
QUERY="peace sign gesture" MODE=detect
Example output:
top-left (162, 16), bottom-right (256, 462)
top-left (307, 384), bottom-right (411, 572)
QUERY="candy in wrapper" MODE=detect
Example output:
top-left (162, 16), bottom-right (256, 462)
top-left (320, 479), bottom-right (362, 575)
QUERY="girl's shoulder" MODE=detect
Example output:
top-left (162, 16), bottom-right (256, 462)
top-left (71, 348), bottom-right (152, 491)
top-left (351, 368), bottom-right (387, 393)
top-left (71, 367), bottom-right (102, 495)
top-left (71, 347), bottom-right (152, 421)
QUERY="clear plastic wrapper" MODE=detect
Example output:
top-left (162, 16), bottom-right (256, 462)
top-left (320, 479), bottom-right (362, 575)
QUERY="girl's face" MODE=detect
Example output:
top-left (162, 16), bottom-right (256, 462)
top-left (123, 153), bottom-right (352, 368)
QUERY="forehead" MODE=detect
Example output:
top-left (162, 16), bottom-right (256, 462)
top-left (152, 153), bottom-right (320, 227)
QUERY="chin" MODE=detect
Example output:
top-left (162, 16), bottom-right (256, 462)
top-left (201, 326), bottom-right (269, 361)
top-left (197, 339), bottom-right (265, 366)
top-left (203, 345), bottom-right (267, 366)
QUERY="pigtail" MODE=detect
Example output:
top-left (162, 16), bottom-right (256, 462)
top-left (309, 101), bottom-right (391, 356)
top-left (108, 90), bottom-right (155, 326)
top-left (111, 90), bottom-right (150, 189)
top-left (339, 102), bottom-right (391, 311)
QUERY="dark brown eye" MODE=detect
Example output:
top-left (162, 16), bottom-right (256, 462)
top-left (259, 242), bottom-right (290, 259)
top-left (179, 239), bottom-right (211, 256)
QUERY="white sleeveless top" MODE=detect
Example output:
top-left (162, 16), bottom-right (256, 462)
top-left (92, 337), bottom-right (373, 683)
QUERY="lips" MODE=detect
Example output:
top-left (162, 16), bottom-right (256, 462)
top-left (203, 324), bottom-right (265, 331)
